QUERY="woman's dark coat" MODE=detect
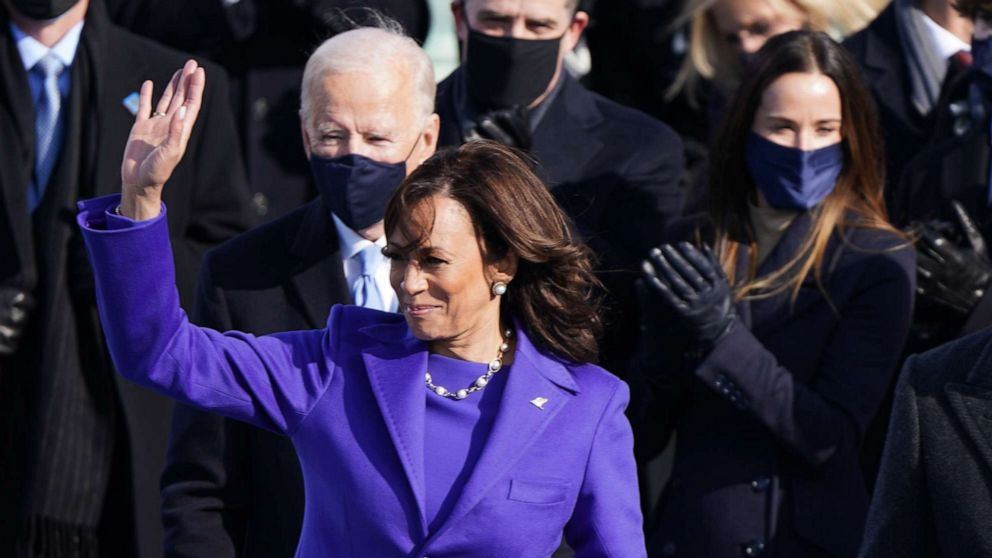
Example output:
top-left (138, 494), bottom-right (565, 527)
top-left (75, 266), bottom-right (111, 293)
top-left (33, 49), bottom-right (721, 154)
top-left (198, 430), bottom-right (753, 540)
top-left (635, 213), bottom-right (915, 557)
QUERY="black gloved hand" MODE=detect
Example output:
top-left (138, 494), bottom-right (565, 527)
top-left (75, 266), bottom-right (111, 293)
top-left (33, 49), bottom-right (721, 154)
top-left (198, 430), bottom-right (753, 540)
top-left (467, 106), bottom-right (532, 151)
top-left (642, 242), bottom-right (737, 348)
top-left (913, 201), bottom-right (992, 316)
top-left (0, 287), bottom-right (34, 356)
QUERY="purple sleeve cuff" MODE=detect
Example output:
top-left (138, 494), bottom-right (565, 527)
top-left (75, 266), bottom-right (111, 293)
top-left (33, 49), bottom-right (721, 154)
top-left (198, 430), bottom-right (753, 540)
top-left (76, 193), bottom-right (167, 232)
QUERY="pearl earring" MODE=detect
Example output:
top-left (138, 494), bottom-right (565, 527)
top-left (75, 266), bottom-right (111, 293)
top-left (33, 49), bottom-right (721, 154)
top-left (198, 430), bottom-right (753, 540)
top-left (491, 282), bottom-right (508, 296)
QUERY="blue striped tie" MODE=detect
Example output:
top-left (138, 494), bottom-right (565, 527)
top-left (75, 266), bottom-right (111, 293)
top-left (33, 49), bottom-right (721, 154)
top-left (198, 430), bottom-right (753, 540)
top-left (351, 244), bottom-right (386, 311)
top-left (29, 53), bottom-right (65, 212)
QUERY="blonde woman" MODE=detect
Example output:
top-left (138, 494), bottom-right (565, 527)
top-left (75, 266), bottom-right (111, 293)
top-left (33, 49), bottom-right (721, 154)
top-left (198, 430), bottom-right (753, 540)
top-left (669, 0), bottom-right (886, 107)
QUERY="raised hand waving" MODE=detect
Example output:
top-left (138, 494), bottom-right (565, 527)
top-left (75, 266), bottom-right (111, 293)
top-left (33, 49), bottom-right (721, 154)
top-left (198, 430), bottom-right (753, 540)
top-left (119, 59), bottom-right (205, 220)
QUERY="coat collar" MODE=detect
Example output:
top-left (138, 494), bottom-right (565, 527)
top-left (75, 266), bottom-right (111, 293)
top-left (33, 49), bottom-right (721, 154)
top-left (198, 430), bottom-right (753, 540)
top-left (860, 4), bottom-right (923, 132)
top-left (288, 199), bottom-right (350, 328)
top-left (530, 73), bottom-right (604, 186)
top-left (945, 337), bottom-right (992, 477)
top-left (358, 317), bottom-right (580, 540)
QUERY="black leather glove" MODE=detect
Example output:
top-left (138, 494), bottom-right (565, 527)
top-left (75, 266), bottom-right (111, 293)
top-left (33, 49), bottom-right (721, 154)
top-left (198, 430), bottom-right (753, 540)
top-left (913, 201), bottom-right (992, 316)
top-left (0, 287), bottom-right (34, 356)
top-left (642, 242), bottom-right (737, 348)
top-left (467, 106), bottom-right (532, 151)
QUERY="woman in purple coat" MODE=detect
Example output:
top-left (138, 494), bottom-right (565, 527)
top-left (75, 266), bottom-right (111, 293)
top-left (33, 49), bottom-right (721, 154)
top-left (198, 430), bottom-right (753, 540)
top-left (76, 61), bottom-right (644, 557)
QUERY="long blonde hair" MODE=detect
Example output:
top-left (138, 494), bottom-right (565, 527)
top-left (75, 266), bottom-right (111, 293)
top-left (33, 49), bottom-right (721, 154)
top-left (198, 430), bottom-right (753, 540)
top-left (668, 0), bottom-right (887, 106)
top-left (708, 31), bottom-right (902, 303)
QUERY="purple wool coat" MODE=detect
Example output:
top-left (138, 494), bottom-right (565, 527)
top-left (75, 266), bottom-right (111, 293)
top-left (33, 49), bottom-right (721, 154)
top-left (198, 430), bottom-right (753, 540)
top-left (77, 194), bottom-right (646, 558)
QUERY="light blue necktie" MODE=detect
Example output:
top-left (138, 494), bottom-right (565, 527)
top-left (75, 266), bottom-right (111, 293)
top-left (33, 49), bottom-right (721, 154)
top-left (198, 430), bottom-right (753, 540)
top-left (29, 53), bottom-right (65, 212)
top-left (351, 244), bottom-right (386, 311)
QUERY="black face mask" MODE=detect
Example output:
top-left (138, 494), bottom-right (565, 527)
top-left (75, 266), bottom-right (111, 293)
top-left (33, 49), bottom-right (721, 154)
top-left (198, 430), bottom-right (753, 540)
top-left (9, 0), bottom-right (77, 20)
top-left (310, 151), bottom-right (410, 232)
top-left (463, 26), bottom-right (562, 112)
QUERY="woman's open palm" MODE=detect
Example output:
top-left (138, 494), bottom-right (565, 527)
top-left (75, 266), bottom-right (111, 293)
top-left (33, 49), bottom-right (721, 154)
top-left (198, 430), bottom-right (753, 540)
top-left (120, 60), bottom-right (204, 200)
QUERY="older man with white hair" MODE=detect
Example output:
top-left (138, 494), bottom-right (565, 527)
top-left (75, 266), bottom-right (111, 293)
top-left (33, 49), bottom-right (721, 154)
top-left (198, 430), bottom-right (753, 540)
top-left (159, 19), bottom-right (438, 558)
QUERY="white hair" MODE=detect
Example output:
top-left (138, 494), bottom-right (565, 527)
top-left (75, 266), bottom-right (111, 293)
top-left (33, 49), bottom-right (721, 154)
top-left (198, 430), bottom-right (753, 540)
top-left (299, 21), bottom-right (436, 125)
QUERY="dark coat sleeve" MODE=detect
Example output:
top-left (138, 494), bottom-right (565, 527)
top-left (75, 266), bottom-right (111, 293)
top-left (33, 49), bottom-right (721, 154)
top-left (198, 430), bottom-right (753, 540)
top-left (603, 124), bottom-right (685, 265)
top-left (161, 251), bottom-right (249, 558)
top-left (857, 356), bottom-right (938, 558)
top-left (693, 247), bottom-right (915, 468)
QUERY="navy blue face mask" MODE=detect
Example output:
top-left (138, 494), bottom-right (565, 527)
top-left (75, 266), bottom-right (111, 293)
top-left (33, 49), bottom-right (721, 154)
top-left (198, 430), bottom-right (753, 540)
top-left (310, 152), bottom-right (410, 231)
top-left (745, 132), bottom-right (844, 210)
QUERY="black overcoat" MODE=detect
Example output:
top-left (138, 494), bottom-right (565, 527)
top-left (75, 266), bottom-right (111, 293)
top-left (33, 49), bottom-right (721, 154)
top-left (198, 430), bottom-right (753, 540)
top-left (635, 215), bottom-right (915, 558)
top-left (844, 4), bottom-right (936, 199)
top-left (859, 327), bottom-right (992, 558)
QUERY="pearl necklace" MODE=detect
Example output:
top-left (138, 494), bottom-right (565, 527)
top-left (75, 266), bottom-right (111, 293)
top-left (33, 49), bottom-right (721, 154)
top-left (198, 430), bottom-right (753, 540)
top-left (425, 329), bottom-right (513, 400)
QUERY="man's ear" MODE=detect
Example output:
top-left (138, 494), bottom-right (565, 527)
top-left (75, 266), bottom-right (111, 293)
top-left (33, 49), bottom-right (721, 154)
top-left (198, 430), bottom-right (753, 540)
top-left (564, 10), bottom-right (590, 52)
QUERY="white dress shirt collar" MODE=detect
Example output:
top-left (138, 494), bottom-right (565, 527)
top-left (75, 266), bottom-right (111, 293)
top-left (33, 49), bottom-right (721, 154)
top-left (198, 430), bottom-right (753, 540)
top-left (10, 19), bottom-right (85, 71)
top-left (331, 213), bottom-right (397, 312)
top-left (919, 12), bottom-right (970, 61)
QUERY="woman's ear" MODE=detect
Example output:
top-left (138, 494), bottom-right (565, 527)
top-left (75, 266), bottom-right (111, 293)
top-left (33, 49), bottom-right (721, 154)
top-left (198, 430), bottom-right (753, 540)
top-left (488, 252), bottom-right (519, 285)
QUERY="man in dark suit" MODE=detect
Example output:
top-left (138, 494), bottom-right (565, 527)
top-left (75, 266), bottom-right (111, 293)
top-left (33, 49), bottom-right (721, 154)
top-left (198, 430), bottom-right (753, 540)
top-left (438, 0), bottom-right (685, 367)
top-left (844, 0), bottom-right (973, 200)
top-left (887, 1), bottom-right (992, 353)
top-left (0, 0), bottom-right (254, 556)
top-left (159, 22), bottom-right (440, 558)
top-left (859, 327), bottom-right (992, 557)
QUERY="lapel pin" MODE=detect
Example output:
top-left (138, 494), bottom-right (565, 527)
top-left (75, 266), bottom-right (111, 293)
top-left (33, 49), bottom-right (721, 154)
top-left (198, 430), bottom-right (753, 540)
top-left (530, 397), bottom-right (549, 410)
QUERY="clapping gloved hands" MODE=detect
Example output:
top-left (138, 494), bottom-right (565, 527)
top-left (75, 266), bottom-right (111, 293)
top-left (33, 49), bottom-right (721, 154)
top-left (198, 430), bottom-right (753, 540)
top-left (0, 287), bottom-right (34, 356)
top-left (912, 201), bottom-right (992, 317)
top-left (466, 106), bottom-right (532, 151)
top-left (641, 242), bottom-right (738, 352)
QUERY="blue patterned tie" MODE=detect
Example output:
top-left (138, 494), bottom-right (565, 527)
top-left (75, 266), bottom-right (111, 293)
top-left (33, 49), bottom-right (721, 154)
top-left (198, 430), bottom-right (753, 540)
top-left (29, 53), bottom-right (65, 212)
top-left (351, 244), bottom-right (386, 311)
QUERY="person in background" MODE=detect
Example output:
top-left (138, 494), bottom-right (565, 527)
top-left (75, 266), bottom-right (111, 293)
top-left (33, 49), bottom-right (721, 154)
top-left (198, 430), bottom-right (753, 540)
top-left (160, 20), bottom-right (440, 558)
top-left (888, 0), bottom-right (992, 355)
top-left (437, 0), bottom-right (685, 372)
top-left (103, 0), bottom-right (431, 224)
top-left (76, 50), bottom-right (646, 553)
top-left (667, 0), bottom-right (883, 143)
top-left (857, 280), bottom-right (992, 557)
top-left (845, 0), bottom-right (973, 206)
top-left (0, 0), bottom-right (254, 556)
top-left (633, 31), bottom-right (915, 558)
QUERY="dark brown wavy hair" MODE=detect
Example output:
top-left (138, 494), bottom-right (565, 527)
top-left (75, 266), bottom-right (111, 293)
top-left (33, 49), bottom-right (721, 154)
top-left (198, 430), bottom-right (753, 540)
top-left (383, 140), bottom-right (604, 364)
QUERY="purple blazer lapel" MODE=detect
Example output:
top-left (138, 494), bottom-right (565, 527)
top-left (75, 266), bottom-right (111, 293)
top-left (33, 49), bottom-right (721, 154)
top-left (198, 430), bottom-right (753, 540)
top-left (423, 325), bottom-right (580, 544)
top-left (361, 327), bottom-right (430, 535)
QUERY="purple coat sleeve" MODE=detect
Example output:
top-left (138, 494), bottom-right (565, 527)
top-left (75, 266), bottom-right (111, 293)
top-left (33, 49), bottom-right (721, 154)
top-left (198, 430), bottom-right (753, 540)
top-left (78, 194), bottom-right (335, 436)
top-left (564, 381), bottom-right (646, 557)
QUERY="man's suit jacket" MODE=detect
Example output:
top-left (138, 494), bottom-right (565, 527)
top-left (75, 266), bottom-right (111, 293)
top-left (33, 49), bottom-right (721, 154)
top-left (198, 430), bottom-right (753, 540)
top-left (436, 68), bottom-right (685, 367)
top-left (634, 214), bottom-right (915, 558)
top-left (78, 193), bottom-right (647, 557)
top-left (844, 4), bottom-right (935, 201)
top-left (161, 199), bottom-right (348, 558)
top-left (0, 2), bottom-right (253, 555)
top-left (859, 327), bottom-right (992, 557)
